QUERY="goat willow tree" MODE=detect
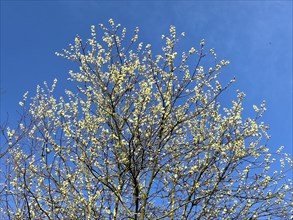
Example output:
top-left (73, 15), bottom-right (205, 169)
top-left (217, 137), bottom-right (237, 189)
top-left (1, 19), bottom-right (292, 219)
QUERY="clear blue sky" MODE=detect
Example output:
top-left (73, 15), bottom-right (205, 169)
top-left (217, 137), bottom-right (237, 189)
top-left (1, 1), bottom-right (292, 159)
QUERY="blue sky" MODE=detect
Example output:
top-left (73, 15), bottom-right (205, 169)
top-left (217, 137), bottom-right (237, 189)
top-left (1, 1), bottom-right (292, 159)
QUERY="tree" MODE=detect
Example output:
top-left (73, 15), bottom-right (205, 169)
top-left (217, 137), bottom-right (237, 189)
top-left (1, 19), bottom-right (292, 219)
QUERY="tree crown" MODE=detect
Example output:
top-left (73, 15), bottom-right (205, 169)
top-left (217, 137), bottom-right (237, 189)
top-left (1, 19), bottom-right (292, 219)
